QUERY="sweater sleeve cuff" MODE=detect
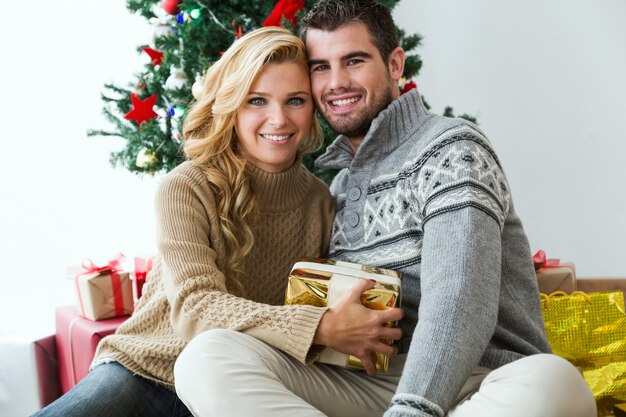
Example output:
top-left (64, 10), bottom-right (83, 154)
top-left (384, 394), bottom-right (444, 417)
top-left (285, 305), bottom-right (328, 363)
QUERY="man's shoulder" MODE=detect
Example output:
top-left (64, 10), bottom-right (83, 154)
top-left (363, 115), bottom-right (499, 189)
top-left (417, 113), bottom-right (483, 144)
top-left (396, 114), bottom-right (494, 167)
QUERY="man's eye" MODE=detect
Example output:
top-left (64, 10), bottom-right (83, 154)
top-left (312, 64), bottom-right (329, 72)
top-left (248, 97), bottom-right (265, 105)
top-left (347, 59), bottom-right (363, 66)
top-left (287, 97), bottom-right (305, 105)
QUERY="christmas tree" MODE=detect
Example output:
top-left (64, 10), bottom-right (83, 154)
top-left (88, 0), bottom-right (473, 182)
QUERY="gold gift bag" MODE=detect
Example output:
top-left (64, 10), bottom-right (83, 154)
top-left (541, 291), bottom-right (626, 416)
top-left (285, 258), bottom-right (401, 372)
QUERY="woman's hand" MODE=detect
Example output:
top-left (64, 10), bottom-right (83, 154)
top-left (313, 279), bottom-right (404, 376)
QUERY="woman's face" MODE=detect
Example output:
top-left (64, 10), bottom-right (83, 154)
top-left (235, 62), bottom-right (313, 173)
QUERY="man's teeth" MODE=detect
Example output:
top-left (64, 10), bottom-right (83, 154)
top-left (331, 97), bottom-right (359, 107)
top-left (262, 134), bottom-right (290, 141)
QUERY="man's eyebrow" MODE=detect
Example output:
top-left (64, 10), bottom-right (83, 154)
top-left (342, 51), bottom-right (374, 61)
top-left (308, 59), bottom-right (328, 67)
top-left (308, 51), bottom-right (374, 66)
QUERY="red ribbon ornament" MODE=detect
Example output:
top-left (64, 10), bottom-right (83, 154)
top-left (133, 256), bottom-right (154, 302)
top-left (231, 19), bottom-right (243, 39)
top-left (401, 80), bottom-right (417, 95)
top-left (262, 0), bottom-right (304, 28)
top-left (75, 253), bottom-right (126, 319)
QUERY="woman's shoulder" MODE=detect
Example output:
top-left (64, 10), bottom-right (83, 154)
top-left (158, 161), bottom-right (211, 191)
top-left (300, 165), bottom-right (333, 199)
top-left (157, 161), bottom-right (216, 203)
top-left (165, 160), bottom-right (205, 182)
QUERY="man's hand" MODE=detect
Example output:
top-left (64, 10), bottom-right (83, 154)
top-left (313, 278), bottom-right (404, 376)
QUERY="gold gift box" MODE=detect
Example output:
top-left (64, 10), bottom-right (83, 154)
top-left (285, 258), bottom-right (401, 372)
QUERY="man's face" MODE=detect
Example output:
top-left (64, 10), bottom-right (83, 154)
top-left (305, 23), bottom-right (399, 140)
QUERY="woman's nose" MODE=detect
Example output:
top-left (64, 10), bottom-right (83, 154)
top-left (268, 105), bottom-right (288, 127)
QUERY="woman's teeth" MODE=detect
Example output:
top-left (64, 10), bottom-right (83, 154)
top-left (262, 134), bottom-right (290, 141)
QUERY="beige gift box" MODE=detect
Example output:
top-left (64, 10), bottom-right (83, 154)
top-left (536, 263), bottom-right (576, 294)
top-left (75, 270), bottom-right (134, 321)
top-left (285, 258), bottom-right (401, 372)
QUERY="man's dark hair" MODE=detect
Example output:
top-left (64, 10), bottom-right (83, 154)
top-left (299, 0), bottom-right (399, 65)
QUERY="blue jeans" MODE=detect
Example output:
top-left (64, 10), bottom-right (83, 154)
top-left (32, 362), bottom-right (192, 417)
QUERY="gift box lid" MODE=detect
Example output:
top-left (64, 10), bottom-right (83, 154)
top-left (292, 257), bottom-right (402, 285)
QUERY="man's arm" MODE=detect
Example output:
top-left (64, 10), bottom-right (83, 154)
top-left (385, 129), bottom-right (511, 416)
top-left (387, 208), bottom-right (502, 417)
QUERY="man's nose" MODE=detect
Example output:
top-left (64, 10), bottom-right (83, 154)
top-left (328, 67), bottom-right (350, 92)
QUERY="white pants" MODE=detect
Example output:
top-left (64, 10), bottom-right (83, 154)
top-left (174, 329), bottom-right (596, 417)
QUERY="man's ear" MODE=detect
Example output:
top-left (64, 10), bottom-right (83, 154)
top-left (388, 47), bottom-right (405, 81)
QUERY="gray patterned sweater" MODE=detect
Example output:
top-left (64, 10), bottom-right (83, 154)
top-left (315, 89), bottom-right (551, 417)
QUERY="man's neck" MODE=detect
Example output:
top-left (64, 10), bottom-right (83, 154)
top-left (347, 136), bottom-right (363, 153)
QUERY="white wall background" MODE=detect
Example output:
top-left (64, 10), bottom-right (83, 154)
top-left (0, 0), bottom-right (624, 333)
top-left (394, 0), bottom-right (626, 277)
top-left (0, 1), bottom-right (158, 331)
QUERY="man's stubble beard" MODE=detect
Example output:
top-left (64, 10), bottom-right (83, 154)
top-left (318, 80), bottom-right (395, 140)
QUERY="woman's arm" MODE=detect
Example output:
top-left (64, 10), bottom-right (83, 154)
top-left (155, 166), bottom-right (327, 363)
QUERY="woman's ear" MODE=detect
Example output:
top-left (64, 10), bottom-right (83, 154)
top-left (388, 47), bottom-right (405, 81)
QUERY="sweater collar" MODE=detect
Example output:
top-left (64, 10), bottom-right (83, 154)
top-left (315, 89), bottom-right (429, 170)
top-left (246, 158), bottom-right (312, 212)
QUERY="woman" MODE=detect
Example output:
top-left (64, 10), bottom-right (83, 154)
top-left (33, 27), bottom-right (334, 417)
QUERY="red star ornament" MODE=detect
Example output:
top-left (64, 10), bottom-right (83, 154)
top-left (124, 94), bottom-right (158, 127)
top-left (142, 47), bottom-right (164, 66)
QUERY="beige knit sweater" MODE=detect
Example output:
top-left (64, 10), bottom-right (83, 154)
top-left (93, 159), bottom-right (335, 389)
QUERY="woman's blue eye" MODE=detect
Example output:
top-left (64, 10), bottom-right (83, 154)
top-left (287, 97), bottom-right (305, 105)
top-left (248, 97), bottom-right (265, 105)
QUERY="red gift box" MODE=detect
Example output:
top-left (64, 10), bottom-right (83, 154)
top-left (55, 305), bottom-right (128, 393)
top-left (33, 335), bottom-right (61, 407)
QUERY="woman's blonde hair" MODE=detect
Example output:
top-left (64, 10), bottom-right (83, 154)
top-left (183, 26), bottom-right (322, 293)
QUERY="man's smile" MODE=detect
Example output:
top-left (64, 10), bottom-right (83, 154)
top-left (326, 94), bottom-right (363, 113)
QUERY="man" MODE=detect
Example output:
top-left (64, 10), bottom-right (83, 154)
top-left (302, 1), bottom-right (595, 416)
top-left (174, 1), bottom-right (595, 416)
